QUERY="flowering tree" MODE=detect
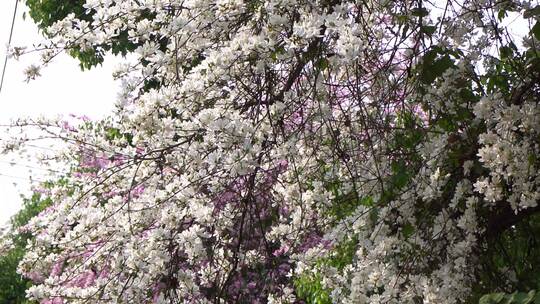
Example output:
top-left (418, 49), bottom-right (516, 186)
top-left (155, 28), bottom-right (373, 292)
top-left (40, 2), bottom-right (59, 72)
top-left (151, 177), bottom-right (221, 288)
top-left (2, 0), bottom-right (540, 303)
top-left (24, 0), bottom-right (137, 69)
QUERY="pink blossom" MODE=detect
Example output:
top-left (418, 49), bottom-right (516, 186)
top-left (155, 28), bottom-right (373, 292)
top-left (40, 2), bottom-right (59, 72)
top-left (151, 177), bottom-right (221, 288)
top-left (272, 244), bottom-right (289, 256)
top-left (50, 260), bottom-right (64, 277)
top-left (61, 121), bottom-right (76, 132)
top-left (26, 271), bottom-right (45, 283)
top-left (41, 297), bottom-right (63, 304)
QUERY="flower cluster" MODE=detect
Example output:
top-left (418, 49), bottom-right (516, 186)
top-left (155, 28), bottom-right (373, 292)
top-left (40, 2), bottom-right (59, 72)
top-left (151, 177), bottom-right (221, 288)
top-left (3, 0), bottom-right (540, 303)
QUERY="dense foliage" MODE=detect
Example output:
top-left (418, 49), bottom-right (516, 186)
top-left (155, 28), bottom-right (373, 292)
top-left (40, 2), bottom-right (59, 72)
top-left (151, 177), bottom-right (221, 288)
top-left (0, 191), bottom-right (53, 304)
top-left (2, 0), bottom-right (540, 303)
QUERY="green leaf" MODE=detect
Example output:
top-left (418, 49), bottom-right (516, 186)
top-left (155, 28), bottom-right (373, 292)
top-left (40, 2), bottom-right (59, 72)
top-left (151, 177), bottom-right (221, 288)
top-left (510, 290), bottom-right (536, 304)
top-left (532, 21), bottom-right (540, 40)
top-left (529, 153), bottom-right (538, 167)
top-left (316, 58), bottom-right (329, 71)
top-left (105, 127), bottom-right (121, 140)
top-left (402, 223), bottom-right (415, 238)
top-left (395, 14), bottom-right (409, 24)
top-left (421, 52), bottom-right (454, 84)
top-left (360, 196), bottom-right (374, 207)
top-left (411, 7), bottom-right (429, 17)
top-left (479, 291), bottom-right (538, 304)
top-left (421, 25), bottom-right (437, 36)
top-left (500, 46), bottom-right (513, 59)
top-left (459, 88), bottom-right (476, 101)
top-left (523, 6), bottom-right (540, 18)
top-left (293, 273), bottom-right (332, 304)
top-left (498, 9), bottom-right (507, 21)
top-left (480, 293), bottom-right (505, 304)
top-left (391, 161), bottom-right (409, 188)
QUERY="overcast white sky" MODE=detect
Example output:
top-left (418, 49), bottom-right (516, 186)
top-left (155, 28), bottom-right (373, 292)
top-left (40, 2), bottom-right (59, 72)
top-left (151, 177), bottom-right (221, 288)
top-left (0, 0), bottom-right (120, 225)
